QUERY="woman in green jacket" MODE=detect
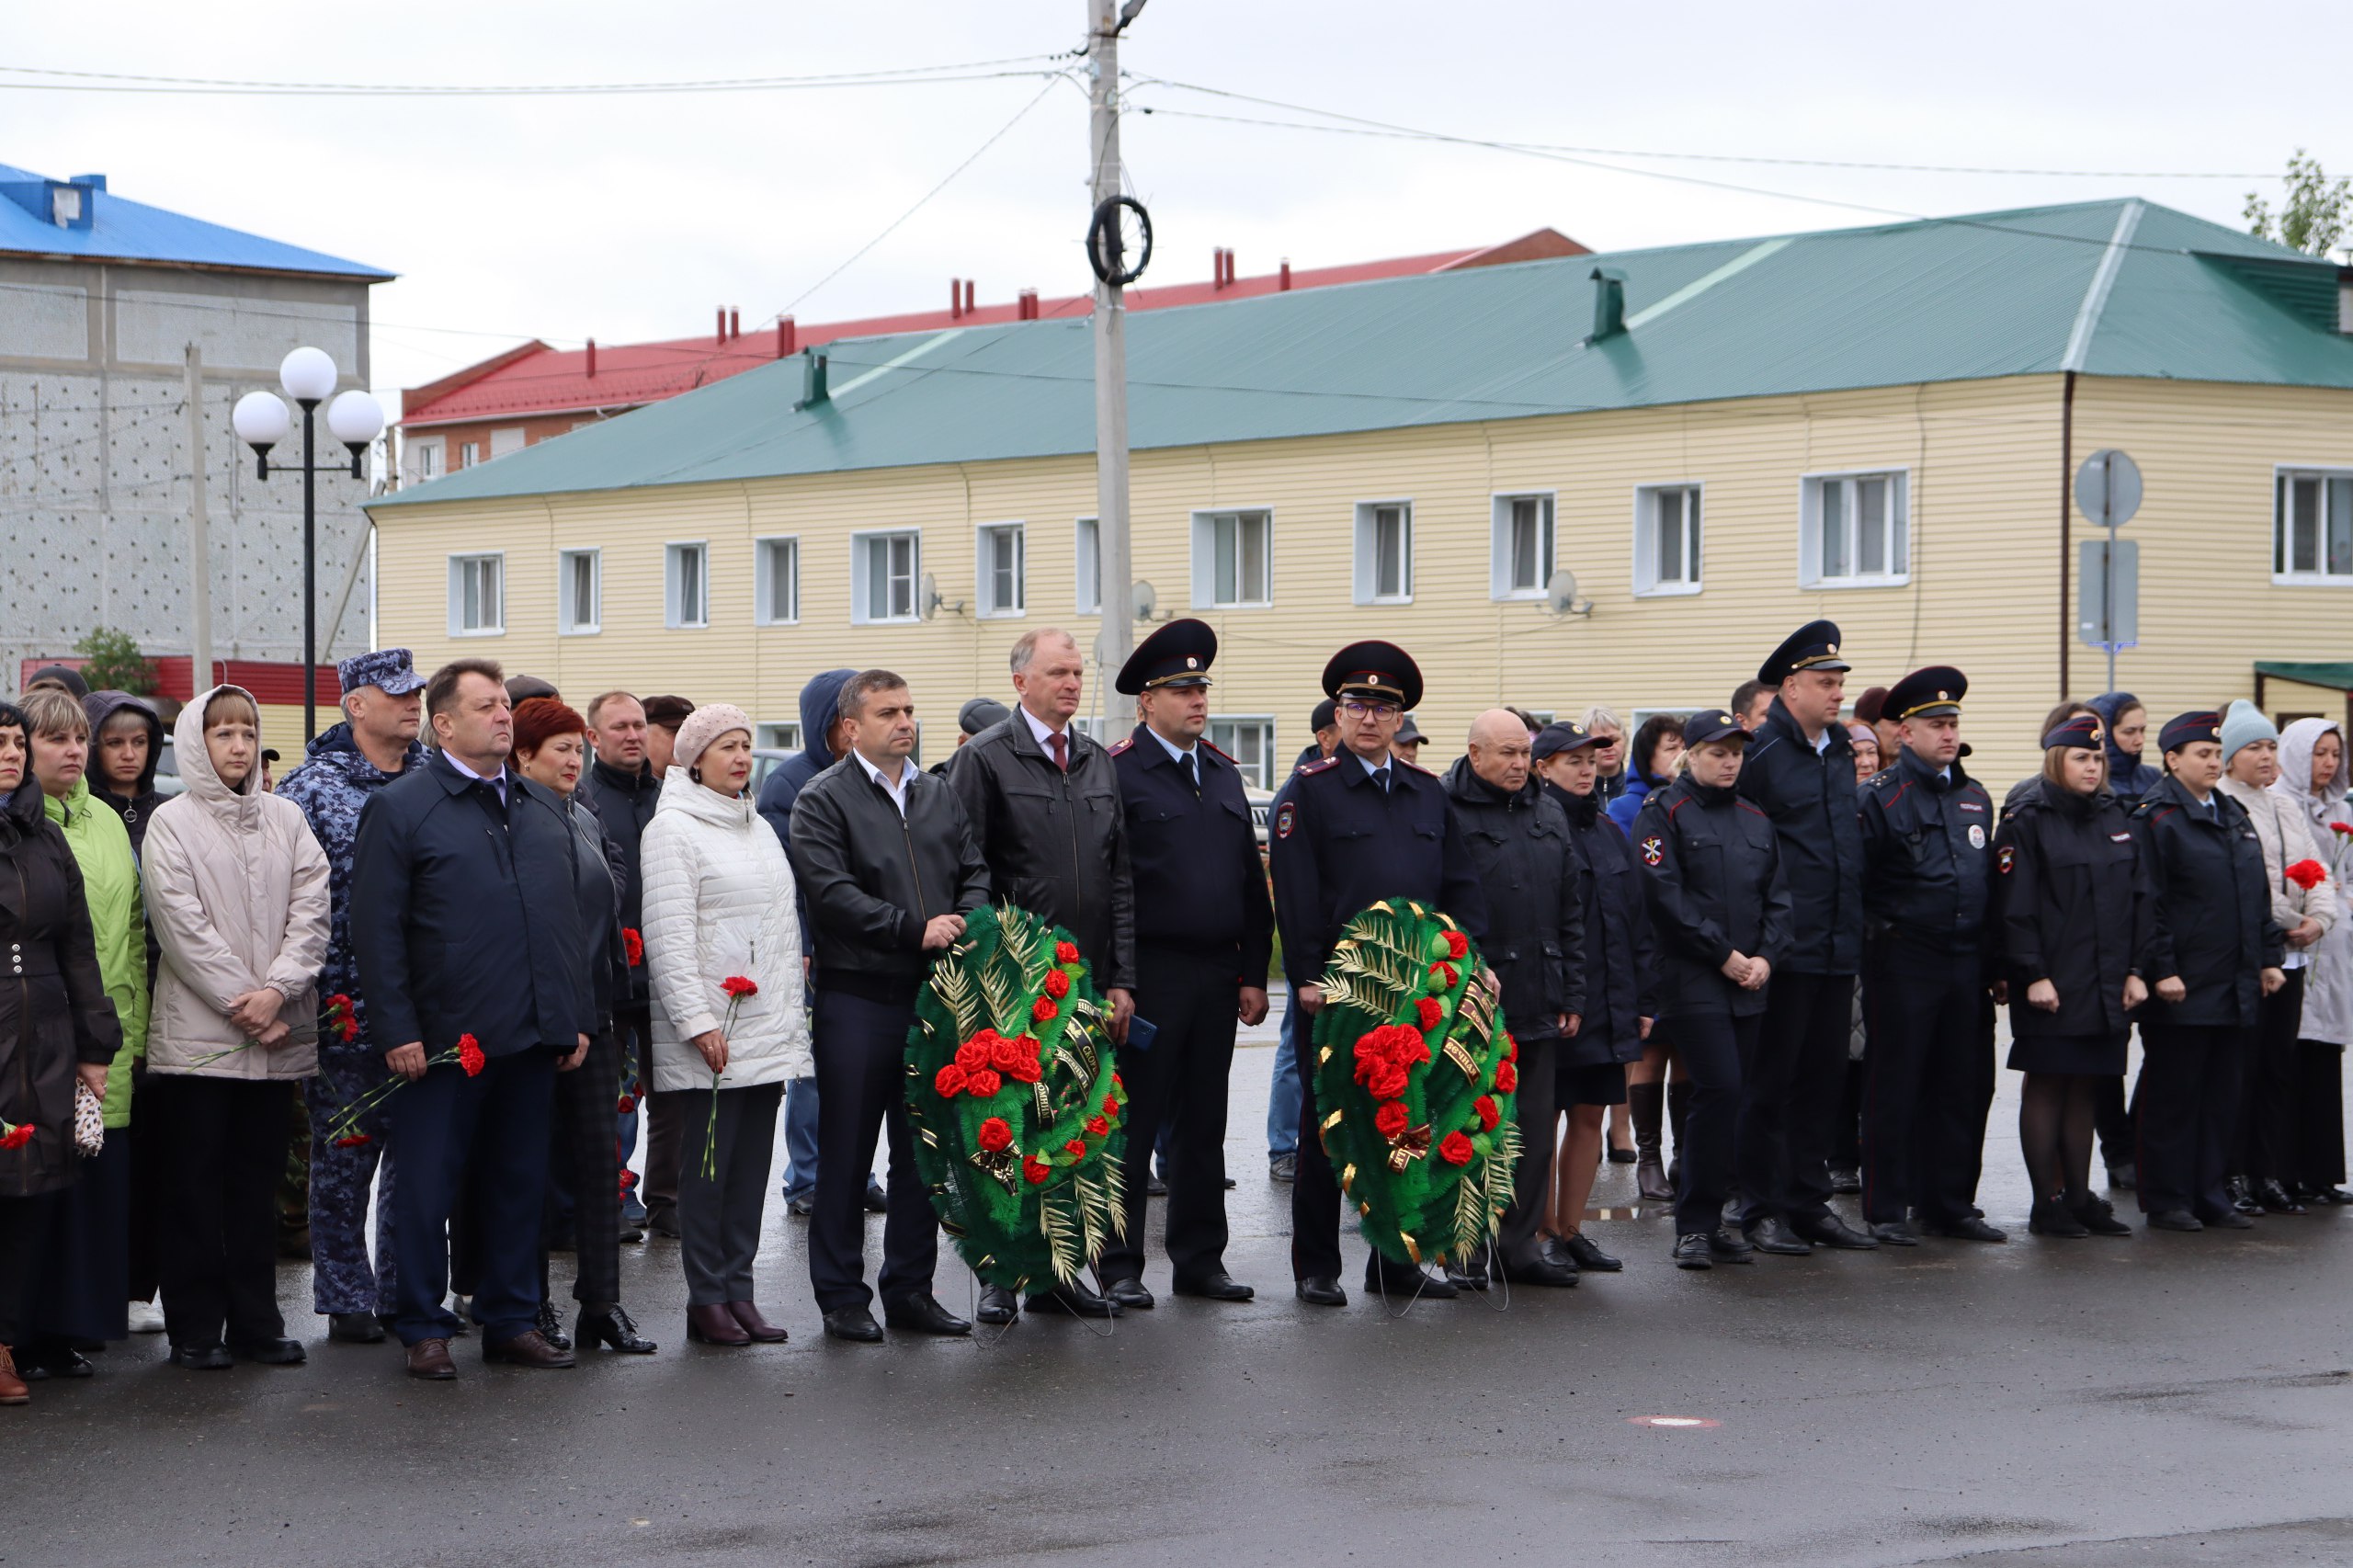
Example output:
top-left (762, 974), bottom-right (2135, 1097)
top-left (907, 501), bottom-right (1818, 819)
top-left (17, 689), bottom-right (145, 1380)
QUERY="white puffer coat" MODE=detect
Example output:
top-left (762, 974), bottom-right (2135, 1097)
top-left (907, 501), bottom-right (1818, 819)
top-left (142, 686), bottom-right (332, 1080)
top-left (2220, 768), bottom-right (2341, 961)
top-left (2275, 719), bottom-right (2351, 1045)
top-left (640, 767), bottom-right (809, 1091)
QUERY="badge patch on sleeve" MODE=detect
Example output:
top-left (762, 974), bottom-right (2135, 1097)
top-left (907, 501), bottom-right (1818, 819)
top-left (1968, 824), bottom-right (1986, 849)
top-left (1640, 836), bottom-right (1664, 867)
top-left (1276, 801), bottom-right (1296, 839)
top-left (1996, 845), bottom-right (2015, 874)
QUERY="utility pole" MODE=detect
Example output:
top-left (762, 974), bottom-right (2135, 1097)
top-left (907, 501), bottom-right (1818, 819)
top-left (183, 343), bottom-right (214, 691)
top-left (1088, 0), bottom-right (1133, 676)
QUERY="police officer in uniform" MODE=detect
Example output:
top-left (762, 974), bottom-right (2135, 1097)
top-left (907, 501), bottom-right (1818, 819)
top-left (1097, 620), bottom-right (1272, 1306)
top-left (1857, 667), bottom-right (2006, 1244)
top-left (1269, 642), bottom-right (1488, 1306)
top-left (1735, 621), bottom-right (1878, 1255)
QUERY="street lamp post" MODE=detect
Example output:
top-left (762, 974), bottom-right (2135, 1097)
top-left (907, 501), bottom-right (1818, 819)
top-left (232, 347), bottom-right (384, 742)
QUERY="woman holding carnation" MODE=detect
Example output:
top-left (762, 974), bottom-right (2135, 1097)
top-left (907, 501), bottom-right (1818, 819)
top-left (641, 704), bottom-right (808, 1345)
top-left (510, 697), bottom-right (656, 1354)
top-left (2273, 719), bottom-right (2351, 1202)
top-left (141, 686), bottom-right (330, 1369)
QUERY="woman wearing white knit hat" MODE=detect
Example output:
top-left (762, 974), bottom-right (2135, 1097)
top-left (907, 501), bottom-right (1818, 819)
top-left (640, 703), bottom-right (810, 1346)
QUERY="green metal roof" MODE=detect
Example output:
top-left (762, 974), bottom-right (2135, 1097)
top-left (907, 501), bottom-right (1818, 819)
top-left (375, 199), bottom-right (2353, 512)
top-left (2256, 661), bottom-right (2353, 692)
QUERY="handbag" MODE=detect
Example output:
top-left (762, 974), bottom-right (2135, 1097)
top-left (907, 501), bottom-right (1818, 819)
top-left (72, 1080), bottom-right (105, 1157)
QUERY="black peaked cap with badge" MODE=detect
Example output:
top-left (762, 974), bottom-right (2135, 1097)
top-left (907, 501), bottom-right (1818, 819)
top-left (1885, 665), bottom-right (1968, 722)
top-left (1321, 640), bottom-right (1421, 711)
top-left (1116, 618), bottom-right (1217, 695)
top-left (1757, 619), bottom-right (1850, 685)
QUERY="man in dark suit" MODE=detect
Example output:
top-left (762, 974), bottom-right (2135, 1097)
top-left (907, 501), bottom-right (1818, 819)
top-left (946, 627), bottom-right (1136, 1323)
top-left (351, 658), bottom-right (595, 1379)
top-left (1097, 620), bottom-right (1273, 1309)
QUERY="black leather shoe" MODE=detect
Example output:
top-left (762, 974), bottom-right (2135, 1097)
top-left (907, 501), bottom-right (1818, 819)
top-left (1025, 1280), bottom-right (1120, 1318)
top-left (2072, 1195), bottom-right (2133, 1237)
top-left (169, 1343), bottom-right (233, 1371)
top-left (785, 1196), bottom-right (815, 1218)
top-left (617, 1213), bottom-right (645, 1243)
top-left (2312, 1185), bottom-right (2353, 1205)
top-left (2197, 1205), bottom-right (2256, 1230)
top-left (823, 1306), bottom-right (884, 1343)
top-left (1268, 1153), bottom-right (1297, 1184)
top-left (534, 1301), bottom-right (574, 1352)
top-left (1294, 1277), bottom-right (1347, 1306)
top-left (2147, 1209), bottom-right (2203, 1232)
top-left (882, 1293), bottom-right (972, 1335)
top-left (1790, 1215), bottom-right (1878, 1250)
top-left (232, 1336), bottom-right (307, 1366)
top-left (1559, 1232), bottom-right (1622, 1271)
top-left (2226, 1175), bottom-right (2261, 1215)
top-left (1104, 1277), bottom-right (1155, 1311)
top-left (2256, 1178), bottom-right (2307, 1215)
top-left (1608, 1140), bottom-right (1637, 1165)
top-left (1745, 1217), bottom-right (1813, 1256)
top-left (1443, 1259), bottom-right (1491, 1291)
top-left (1635, 1156), bottom-right (1674, 1203)
top-left (2029, 1199), bottom-right (2090, 1238)
top-left (1171, 1271), bottom-right (1255, 1301)
top-left (1706, 1227), bottom-right (1755, 1264)
top-left (1146, 1175), bottom-right (1168, 1198)
top-left (1827, 1166), bottom-right (1863, 1195)
top-left (862, 1182), bottom-right (889, 1215)
top-left (2107, 1162), bottom-right (2137, 1190)
top-left (1926, 1215), bottom-right (2008, 1243)
top-left (1673, 1233), bottom-right (1713, 1269)
top-left (648, 1206), bottom-right (682, 1238)
top-left (975, 1285), bottom-right (1018, 1324)
top-left (1497, 1251), bottom-right (1577, 1287)
top-left (22, 1345), bottom-right (95, 1379)
top-left (1868, 1221), bottom-right (1919, 1246)
top-left (1366, 1259), bottom-right (1457, 1299)
top-left (577, 1303), bottom-right (658, 1354)
top-left (327, 1312), bottom-right (384, 1345)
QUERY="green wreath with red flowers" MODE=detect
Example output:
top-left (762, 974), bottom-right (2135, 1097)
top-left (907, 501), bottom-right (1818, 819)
top-left (1310, 899), bottom-right (1520, 1269)
top-left (904, 903), bottom-right (1128, 1292)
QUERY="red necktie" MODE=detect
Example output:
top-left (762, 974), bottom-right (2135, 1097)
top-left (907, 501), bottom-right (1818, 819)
top-left (1048, 732), bottom-right (1068, 771)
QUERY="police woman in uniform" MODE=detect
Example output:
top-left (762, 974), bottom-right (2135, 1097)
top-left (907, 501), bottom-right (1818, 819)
top-left (1991, 712), bottom-right (2145, 1238)
top-left (1532, 722), bottom-right (1656, 1272)
top-left (2130, 711), bottom-right (2287, 1232)
top-left (1631, 710), bottom-right (1791, 1269)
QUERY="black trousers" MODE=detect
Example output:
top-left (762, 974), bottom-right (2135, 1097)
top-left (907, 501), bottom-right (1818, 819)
top-left (544, 1030), bottom-right (623, 1306)
top-left (2093, 1069), bottom-right (2136, 1170)
top-left (2135, 1019), bottom-right (2247, 1217)
top-left (150, 1074), bottom-right (293, 1349)
top-left (0, 1190), bottom-right (63, 1345)
top-left (807, 988), bottom-right (937, 1313)
top-left (1738, 971), bottom-right (1854, 1228)
top-left (1861, 939), bottom-right (1993, 1226)
top-left (675, 1081), bottom-right (782, 1308)
top-left (1495, 1034), bottom-right (1561, 1264)
top-left (1833, 1060), bottom-right (1865, 1167)
top-left (1670, 1011), bottom-right (1760, 1234)
top-left (2234, 969), bottom-right (2305, 1180)
top-left (1102, 948), bottom-right (1241, 1285)
top-left (2294, 1040), bottom-right (2347, 1187)
top-left (26, 1131), bottom-right (130, 1345)
top-left (389, 1049), bottom-right (556, 1346)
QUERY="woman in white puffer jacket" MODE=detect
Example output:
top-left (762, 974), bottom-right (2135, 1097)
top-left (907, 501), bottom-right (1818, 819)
top-left (2275, 717), bottom-right (2352, 1202)
top-left (640, 703), bottom-right (807, 1346)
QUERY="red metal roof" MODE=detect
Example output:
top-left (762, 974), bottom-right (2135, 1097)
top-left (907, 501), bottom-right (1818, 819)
top-left (21, 656), bottom-right (341, 707)
top-left (400, 231), bottom-right (1586, 429)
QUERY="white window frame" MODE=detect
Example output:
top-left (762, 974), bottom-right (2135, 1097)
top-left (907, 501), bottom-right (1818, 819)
top-left (1208, 715), bottom-right (1279, 790)
top-left (457, 440), bottom-right (482, 470)
top-left (977, 521), bottom-right (1027, 619)
top-left (1353, 500), bottom-right (1415, 605)
top-left (852, 529), bottom-right (922, 625)
top-left (1490, 491), bottom-right (1557, 600)
top-left (557, 547), bottom-right (600, 635)
top-left (756, 721), bottom-right (802, 753)
top-left (1633, 483), bottom-right (1705, 597)
top-left (1190, 507), bottom-right (1274, 609)
top-left (489, 426), bottom-right (526, 460)
top-left (665, 541), bottom-right (710, 630)
top-left (1800, 468), bottom-right (1910, 588)
top-left (406, 435), bottom-right (443, 482)
top-left (2272, 464), bottom-right (2353, 584)
top-left (755, 536), bottom-right (801, 626)
top-left (446, 551), bottom-right (504, 637)
top-left (1074, 517), bottom-right (1101, 614)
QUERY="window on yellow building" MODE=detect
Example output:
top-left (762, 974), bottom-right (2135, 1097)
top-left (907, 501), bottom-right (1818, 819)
top-left (1209, 717), bottom-right (1277, 790)
top-left (665, 542), bottom-right (709, 630)
top-left (1635, 484), bottom-right (1703, 596)
top-left (978, 523), bottom-right (1026, 617)
top-left (1074, 517), bottom-right (1101, 614)
top-left (756, 537), bottom-right (801, 625)
top-left (1354, 502), bottom-right (1414, 604)
top-left (558, 549), bottom-right (600, 634)
top-left (2274, 469), bottom-right (2353, 581)
top-left (1802, 470), bottom-right (1908, 586)
top-left (1193, 510), bottom-right (1271, 608)
top-left (853, 530), bottom-right (920, 623)
top-left (1491, 493), bottom-right (1555, 598)
top-left (447, 552), bottom-right (503, 636)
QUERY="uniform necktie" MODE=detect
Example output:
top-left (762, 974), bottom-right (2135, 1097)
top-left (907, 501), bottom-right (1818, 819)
top-left (1375, 767), bottom-right (1391, 795)
top-left (1048, 732), bottom-right (1068, 772)
top-left (1184, 751), bottom-right (1199, 794)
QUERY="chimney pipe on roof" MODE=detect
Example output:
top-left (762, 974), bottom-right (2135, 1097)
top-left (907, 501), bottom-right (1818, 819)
top-left (1211, 248), bottom-right (1227, 290)
top-left (795, 347), bottom-right (830, 411)
top-left (963, 279), bottom-right (975, 315)
top-left (1017, 289), bottom-right (1039, 321)
top-left (1279, 258), bottom-right (1291, 291)
top-left (730, 308), bottom-right (741, 340)
top-left (777, 317), bottom-right (794, 358)
top-left (949, 279), bottom-right (962, 320)
top-left (585, 338), bottom-right (596, 379)
top-left (716, 307), bottom-right (726, 345)
top-left (1587, 267), bottom-right (1628, 342)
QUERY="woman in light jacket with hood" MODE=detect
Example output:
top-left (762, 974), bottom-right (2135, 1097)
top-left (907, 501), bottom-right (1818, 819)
top-left (2213, 700), bottom-right (2339, 1216)
top-left (2276, 716), bottom-right (2352, 1202)
top-left (141, 686), bottom-right (330, 1369)
top-left (642, 703), bottom-right (809, 1346)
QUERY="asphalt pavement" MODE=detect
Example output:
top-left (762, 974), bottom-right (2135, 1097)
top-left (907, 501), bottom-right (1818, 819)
top-left (12, 1004), bottom-right (2353, 1567)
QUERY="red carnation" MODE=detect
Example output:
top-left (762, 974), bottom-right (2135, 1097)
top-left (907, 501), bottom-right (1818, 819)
top-left (457, 1034), bottom-right (486, 1076)
top-left (956, 1039), bottom-right (993, 1073)
top-left (989, 1034), bottom-right (1028, 1073)
top-left (1390, 1026), bottom-right (1430, 1068)
top-left (1443, 930), bottom-right (1470, 960)
top-left (1112, 1071), bottom-right (1124, 1091)
top-left (1369, 1062), bottom-right (1409, 1100)
top-left (333, 1132), bottom-right (373, 1149)
top-left (977, 1116), bottom-right (1014, 1153)
top-left (1006, 1052), bottom-right (1042, 1085)
top-left (2331, 821), bottom-right (2353, 837)
top-left (622, 927), bottom-right (644, 967)
top-left (1085, 1115), bottom-right (1109, 1136)
top-left (2286, 858), bottom-right (2328, 891)
top-left (966, 1068), bottom-right (1003, 1098)
top-left (934, 1063), bottom-right (970, 1098)
top-left (1374, 1102), bottom-right (1409, 1140)
top-left (0, 1123), bottom-right (34, 1151)
top-left (1503, 1032), bottom-right (1518, 1062)
top-left (1474, 1095), bottom-right (1500, 1131)
top-left (336, 1019), bottom-right (358, 1042)
top-left (1427, 963), bottom-right (1456, 995)
top-left (616, 1095), bottom-right (637, 1114)
top-left (1055, 941), bottom-right (1080, 963)
top-left (721, 975), bottom-right (759, 999)
top-left (1101, 1094), bottom-right (1119, 1118)
top-left (1022, 1154), bottom-right (1051, 1185)
top-left (1031, 996), bottom-right (1059, 1023)
top-left (1042, 968), bottom-right (1072, 999)
top-left (1438, 1131), bottom-right (1475, 1165)
top-left (1416, 997), bottom-right (1444, 1032)
top-left (1063, 1138), bottom-right (1087, 1158)
top-left (1495, 1061), bottom-right (1518, 1094)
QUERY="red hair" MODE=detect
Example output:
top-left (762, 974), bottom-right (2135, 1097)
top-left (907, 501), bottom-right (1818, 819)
top-left (511, 696), bottom-right (586, 758)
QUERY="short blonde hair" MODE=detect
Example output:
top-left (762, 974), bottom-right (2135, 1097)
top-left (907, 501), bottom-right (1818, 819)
top-left (202, 688), bottom-right (260, 729)
top-left (18, 687), bottom-right (89, 742)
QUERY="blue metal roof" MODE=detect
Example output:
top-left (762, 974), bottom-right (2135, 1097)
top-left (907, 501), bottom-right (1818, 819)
top-left (374, 199), bottom-right (2353, 511)
top-left (0, 163), bottom-right (392, 279)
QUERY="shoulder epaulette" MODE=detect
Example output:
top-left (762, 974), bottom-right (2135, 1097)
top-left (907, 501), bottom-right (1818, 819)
top-left (1201, 738), bottom-right (1238, 765)
top-left (1298, 756), bottom-right (1340, 776)
top-left (1107, 737), bottom-right (1134, 756)
top-left (1395, 756), bottom-right (1435, 775)
top-left (1865, 768), bottom-right (1898, 791)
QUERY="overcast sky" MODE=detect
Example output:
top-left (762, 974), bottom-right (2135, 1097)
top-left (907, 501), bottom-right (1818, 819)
top-left (8, 1), bottom-right (2347, 403)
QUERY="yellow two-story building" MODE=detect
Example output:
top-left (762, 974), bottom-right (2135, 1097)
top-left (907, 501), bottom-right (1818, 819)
top-left (368, 199), bottom-right (2353, 790)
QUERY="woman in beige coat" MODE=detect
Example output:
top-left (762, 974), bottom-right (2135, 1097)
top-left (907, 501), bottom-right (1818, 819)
top-left (142, 687), bottom-right (330, 1369)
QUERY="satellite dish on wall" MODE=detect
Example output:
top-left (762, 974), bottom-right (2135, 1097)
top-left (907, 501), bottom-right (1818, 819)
top-left (919, 573), bottom-right (940, 621)
top-left (1131, 579), bottom-right (1159, 621)
top-left (1544, 568), bottom-right (1594, 619)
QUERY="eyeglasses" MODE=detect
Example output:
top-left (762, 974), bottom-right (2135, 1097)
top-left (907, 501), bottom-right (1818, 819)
top-left (1339, 699), bottom-right (1401, 719)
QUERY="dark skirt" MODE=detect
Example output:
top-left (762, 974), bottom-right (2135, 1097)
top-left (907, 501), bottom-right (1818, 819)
top-left (27, 1135), bottom-right (131, 1343)
top-left (1556, 1058), bottom-right (1629, 1108)
top-left (2006, 1029), bottom-right (2127, 1076)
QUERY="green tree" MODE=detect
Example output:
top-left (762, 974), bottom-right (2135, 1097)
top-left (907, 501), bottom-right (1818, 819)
top-left (72, 626), bottom-right (155, 695)
top-left (2245, 149), bottom-right (2352, 257)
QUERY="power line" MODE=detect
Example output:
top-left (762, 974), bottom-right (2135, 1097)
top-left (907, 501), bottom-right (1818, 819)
top-left (0, 53), bottom-right (1074, 97)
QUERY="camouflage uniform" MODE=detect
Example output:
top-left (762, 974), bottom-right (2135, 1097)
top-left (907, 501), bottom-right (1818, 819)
top-left (277, 708), bottom-right (428, 1318)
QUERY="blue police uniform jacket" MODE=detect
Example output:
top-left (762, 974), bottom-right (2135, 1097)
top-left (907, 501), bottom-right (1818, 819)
top-left (2130, 774), bottom-right (2285, 1028)
top-left (1859, 748), bottom-right (1995, 947)
top-left (1737, 698), bottom-right (1866, 975)
top-left (1268, 752), bottom-right (1488, 991)
top-left (1545, 780), bottom-right (1659, 1064)
top-left (1631, 774), bottom-right (1792, 1019)
top-left (1110, 726), bottom-right (1274, 981)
